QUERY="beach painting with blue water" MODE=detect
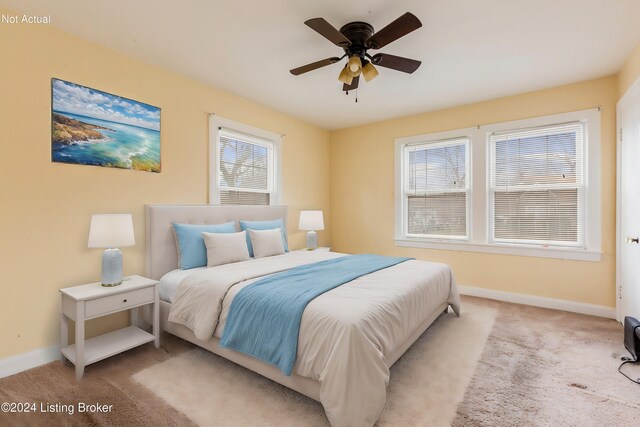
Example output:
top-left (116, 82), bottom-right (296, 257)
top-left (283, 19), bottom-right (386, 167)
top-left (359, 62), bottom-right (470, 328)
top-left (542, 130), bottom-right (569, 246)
top-left (51, 78), bottom-right (161, 172)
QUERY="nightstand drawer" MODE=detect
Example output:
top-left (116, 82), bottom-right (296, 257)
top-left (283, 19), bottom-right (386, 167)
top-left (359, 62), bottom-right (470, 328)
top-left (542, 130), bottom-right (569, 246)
top-left (85, 287), bottom-right (154, 318)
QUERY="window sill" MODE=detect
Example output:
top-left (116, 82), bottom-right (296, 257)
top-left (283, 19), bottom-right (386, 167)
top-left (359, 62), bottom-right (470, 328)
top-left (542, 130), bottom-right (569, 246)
top-left (394, 238), bottom-right (602, 262)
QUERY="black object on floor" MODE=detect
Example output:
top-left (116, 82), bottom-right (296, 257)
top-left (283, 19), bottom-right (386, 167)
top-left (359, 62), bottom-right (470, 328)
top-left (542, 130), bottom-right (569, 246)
top-left (619, 316), bottom-right (640, 384)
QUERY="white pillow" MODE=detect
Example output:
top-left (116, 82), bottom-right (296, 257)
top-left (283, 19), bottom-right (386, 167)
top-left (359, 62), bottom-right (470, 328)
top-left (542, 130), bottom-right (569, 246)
top-left (248, 228), bottom-right (285, 258)
top-left (202, 231), bottom-right (250, 267)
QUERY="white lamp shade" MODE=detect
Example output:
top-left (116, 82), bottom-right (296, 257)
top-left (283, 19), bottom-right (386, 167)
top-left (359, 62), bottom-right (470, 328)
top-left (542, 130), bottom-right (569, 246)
top-left (88, 214), bottom-right (135, 248)
top-left (298, 210), bottom-right (324, 231)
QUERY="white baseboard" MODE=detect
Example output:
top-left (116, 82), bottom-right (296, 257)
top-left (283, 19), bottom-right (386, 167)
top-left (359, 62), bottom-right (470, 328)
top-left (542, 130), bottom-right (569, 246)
top-left (0, 345), bottom-right (59, 379)
top-left (458, 285), bottom-right (616, 319)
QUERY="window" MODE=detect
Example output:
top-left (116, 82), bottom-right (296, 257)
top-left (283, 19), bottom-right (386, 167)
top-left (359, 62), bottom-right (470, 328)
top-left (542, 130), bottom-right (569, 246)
top-left (209, 116), bottom-right (281, 205)
top-left (395, 109), bottom-right (601, 261)
top-left (403, 138), bottom-right (469, 239)
top-left (489, 123), bottom-right (584, 247)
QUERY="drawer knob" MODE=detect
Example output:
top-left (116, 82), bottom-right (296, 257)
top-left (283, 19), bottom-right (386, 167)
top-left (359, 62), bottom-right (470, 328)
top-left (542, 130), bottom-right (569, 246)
top-left (123, 299), bottom-right (128, 303)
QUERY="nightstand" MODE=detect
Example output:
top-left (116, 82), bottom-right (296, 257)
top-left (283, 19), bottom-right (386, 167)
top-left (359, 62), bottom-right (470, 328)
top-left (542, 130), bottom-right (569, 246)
top-left (298, 247), bottom-right (331, 252)
top-left (59, 275), bottom-right (159, 380)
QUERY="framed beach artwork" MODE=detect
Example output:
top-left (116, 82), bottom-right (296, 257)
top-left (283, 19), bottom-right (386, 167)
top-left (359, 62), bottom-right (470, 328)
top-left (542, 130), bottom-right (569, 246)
top-left (51, 78), bottom-right (161, 172)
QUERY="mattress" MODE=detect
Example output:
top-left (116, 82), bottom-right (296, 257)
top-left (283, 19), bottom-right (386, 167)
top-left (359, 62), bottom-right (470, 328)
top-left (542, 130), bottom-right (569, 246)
top-left (159, 266), bottom-right (206, 302)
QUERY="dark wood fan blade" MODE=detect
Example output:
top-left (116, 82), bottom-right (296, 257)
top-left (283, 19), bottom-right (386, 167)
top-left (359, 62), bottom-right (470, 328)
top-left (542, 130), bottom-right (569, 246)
top-left (342, 75), bottom-right (359, 92)
top-left (366, 12), bottom-right (422, 49)
top-left (290, 57), bottom-right (341, 75)
top-left (371, 53), bottom-right (421, 73)
top-left (305, 18), bottom-right (351, 48)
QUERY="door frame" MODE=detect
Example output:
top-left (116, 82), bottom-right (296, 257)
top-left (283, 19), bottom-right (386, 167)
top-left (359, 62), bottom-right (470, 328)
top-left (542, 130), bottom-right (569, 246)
top-left (616, 74), bottom-right (640, 322)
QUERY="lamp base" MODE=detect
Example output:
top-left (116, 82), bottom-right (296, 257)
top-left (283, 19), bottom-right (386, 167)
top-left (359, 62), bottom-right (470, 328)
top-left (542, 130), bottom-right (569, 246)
top-left (101, 248), bottom-right (123, 287)
top-left (306, 230), bottom-right (318, 250)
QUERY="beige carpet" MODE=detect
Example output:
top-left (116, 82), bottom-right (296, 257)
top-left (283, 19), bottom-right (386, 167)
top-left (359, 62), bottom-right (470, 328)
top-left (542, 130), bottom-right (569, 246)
top-left (132, 304), bottom-right (497, 427)
top-left (0, 334), bottom-right (197, 427)
top-left (1, 296), bottom-right (638, 427)
top-left (452, 297), bottom-right (640, 426)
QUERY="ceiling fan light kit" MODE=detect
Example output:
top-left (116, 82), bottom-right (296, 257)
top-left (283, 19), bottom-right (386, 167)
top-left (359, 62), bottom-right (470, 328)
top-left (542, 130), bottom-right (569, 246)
top-left (290, 12), bottom-right (423, 98)
top-left (338, 66), bottom-right (353, 85)
top-left (362, 61), bottom-right (379, 82)
top-left (348, 56), bottom-right (362, 74)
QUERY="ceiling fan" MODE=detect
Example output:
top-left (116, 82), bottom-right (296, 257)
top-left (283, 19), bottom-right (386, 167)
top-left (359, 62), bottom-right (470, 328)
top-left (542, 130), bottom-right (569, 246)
top-left (290, 12), bottom-right (423, 94)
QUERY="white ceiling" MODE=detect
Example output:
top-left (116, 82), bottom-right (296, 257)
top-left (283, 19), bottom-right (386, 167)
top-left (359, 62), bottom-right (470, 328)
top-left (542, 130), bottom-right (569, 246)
top-left (4, 0), bottom-right (640, 130)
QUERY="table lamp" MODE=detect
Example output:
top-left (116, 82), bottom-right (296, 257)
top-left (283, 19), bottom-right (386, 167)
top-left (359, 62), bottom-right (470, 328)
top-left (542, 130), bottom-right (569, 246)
top-left (298, 210), bottom-right (324, 250)
top-left (88, 214), bottom-right (135, 286)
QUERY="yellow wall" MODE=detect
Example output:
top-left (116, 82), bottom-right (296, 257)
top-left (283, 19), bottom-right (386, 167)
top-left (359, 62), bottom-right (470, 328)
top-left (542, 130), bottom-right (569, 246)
top-left (619, 42), bottom-right (640, 97)
top-left (0, 11), bottom-right (331, 359)
top-left (330, 77), bottom-right (618, 308)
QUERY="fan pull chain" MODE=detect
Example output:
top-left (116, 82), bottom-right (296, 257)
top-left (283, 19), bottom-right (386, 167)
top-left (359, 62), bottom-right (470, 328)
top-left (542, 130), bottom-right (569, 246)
top-left (344, 89), bottom-right (358, 103)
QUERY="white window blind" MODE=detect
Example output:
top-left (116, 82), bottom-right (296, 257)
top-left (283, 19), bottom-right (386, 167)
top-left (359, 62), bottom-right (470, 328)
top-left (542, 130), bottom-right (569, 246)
top-left (218, 129), bottom-right (274, 205)
top-left (403, 138), bottom-right (469, 239)
top-left (489, 122), bottom-right (584, 246)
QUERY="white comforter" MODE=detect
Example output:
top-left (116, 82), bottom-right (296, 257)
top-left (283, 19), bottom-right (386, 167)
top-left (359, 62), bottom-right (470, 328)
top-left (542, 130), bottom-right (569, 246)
top-left (169, 251), bottom-right (460, 427)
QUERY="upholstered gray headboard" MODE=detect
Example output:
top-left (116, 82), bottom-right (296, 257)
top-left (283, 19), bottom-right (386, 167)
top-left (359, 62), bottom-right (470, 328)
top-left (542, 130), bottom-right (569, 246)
top-left (145, 204), bottom-right (288, 280)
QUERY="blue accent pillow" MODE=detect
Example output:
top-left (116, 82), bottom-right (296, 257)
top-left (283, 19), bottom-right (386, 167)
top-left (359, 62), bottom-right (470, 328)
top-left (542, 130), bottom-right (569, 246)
top-left (172, 222), bottom-right (236, 269)
top-left (239, 218), bottom-right (289, 257)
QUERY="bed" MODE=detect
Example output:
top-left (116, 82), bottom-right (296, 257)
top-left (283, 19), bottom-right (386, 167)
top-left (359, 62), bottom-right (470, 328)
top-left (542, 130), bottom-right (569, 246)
top-left (145, 204), bottom-right (460, 427)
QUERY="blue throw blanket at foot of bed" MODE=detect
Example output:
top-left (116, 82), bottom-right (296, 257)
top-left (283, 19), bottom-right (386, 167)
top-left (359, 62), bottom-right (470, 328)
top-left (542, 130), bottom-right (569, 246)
top-left (219, 254), bottom-right (412, 375)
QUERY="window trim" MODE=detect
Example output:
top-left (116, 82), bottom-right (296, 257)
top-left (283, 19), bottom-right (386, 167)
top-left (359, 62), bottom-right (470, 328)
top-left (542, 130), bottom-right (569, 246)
top-left (209, 115), bottom-right (282, 205)
top-left (394, 109), bottom-right (601, 261)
